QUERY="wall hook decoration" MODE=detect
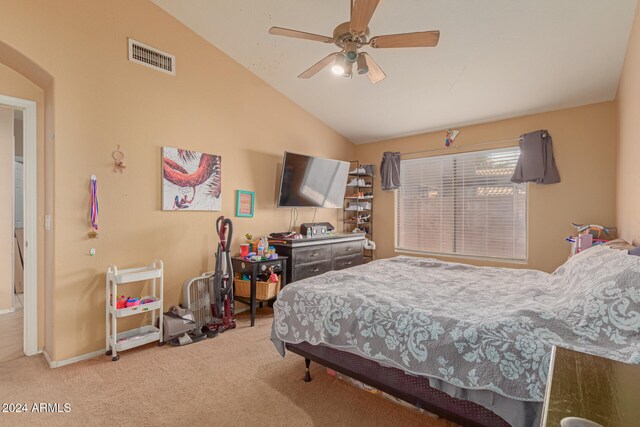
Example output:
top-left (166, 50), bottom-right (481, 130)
top-left (445, 129), bottom-right (460, 147)
top-left (112, 145), bottom-right (126, 173)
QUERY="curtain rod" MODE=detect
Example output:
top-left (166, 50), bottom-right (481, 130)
top-left (400, 137), bottom-right (521, 158)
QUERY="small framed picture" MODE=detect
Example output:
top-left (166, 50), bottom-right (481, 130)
top-left (235, 190), bottom-right (255, 218)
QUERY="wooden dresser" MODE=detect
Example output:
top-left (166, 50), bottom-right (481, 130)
top-left (269, 233), bottom-right (365, 284)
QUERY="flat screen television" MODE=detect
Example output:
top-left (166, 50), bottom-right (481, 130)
top-left (277, 152), bottom-right (350, 208)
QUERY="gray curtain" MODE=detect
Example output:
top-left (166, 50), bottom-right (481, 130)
top-left (511, 130), bottom-right (560, 184)
top-left (380, 152), bottom-right (401, 190)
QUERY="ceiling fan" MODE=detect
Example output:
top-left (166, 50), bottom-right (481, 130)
top-left (268, 0), bottom-right (440, 83)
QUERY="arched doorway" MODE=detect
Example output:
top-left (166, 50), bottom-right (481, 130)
top-left (0, 41), bottom-right (53, 358)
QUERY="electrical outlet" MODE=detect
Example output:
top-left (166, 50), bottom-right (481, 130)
top-left (45, 215), bottom-right (51, 231)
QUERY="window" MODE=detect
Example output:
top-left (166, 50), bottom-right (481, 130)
top-left (396, 147), bottom-right (527, 261)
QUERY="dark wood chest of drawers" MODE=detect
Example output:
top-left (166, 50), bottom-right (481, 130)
top-left (269, 234), bottom-right (365, 284)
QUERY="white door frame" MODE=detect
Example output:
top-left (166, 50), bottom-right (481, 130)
top-left (0, 94), bottom-right (38, 356)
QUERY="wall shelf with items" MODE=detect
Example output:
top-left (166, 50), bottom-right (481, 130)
top-left (344, 161), bottom-right (375, 262)
top-left (105, 260), bottom-right (164, 361)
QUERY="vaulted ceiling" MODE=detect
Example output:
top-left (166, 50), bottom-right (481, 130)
top-left (152, 0), bottom-right (637, 144)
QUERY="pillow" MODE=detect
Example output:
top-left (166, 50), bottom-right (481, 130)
top-left (603, 238), bottom-right (636, 251)
top-left (629, 246), bottom-right (640, 256)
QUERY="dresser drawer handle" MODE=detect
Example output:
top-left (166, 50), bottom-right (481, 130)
top-left (345, 247), bottom-right (352, 252)
top-left (311, 268), bottom-right (320, 273)
top-left (309, 252), bottom-right (318, 257)
top-left (346, 261), bottom-right (352, 265)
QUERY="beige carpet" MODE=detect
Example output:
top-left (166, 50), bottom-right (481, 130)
top-left (0, 309), bottom-right (459, 427)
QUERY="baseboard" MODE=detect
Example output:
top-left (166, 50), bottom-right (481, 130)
top-left (0, 307), bottom-right (17, 315)
top-left (39, 306), bottom-right (251, 368)
top-left (42, 348), bottom-right (52, 366)
top-left (43, 348), bottom-right (104, 369)
top-left (235, 305), bottom-right (249, 314)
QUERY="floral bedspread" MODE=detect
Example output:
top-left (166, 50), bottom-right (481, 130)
top-left (271, 246), bottom-right (640, 401)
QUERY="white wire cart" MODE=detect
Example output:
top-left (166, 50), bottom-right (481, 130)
top-left (105, 260), bottom-right (164, 361)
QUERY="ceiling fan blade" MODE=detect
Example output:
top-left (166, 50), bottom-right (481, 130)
top-left (298, 52), bottom-right (341, 79)
top-left (350, 0), bottom-right (380, 34)
top-left (370, 31), bottom-right (440, 48)
top-left (268, 26), bottom-right (334, 43)
top-left (363, 53), bottom-right (386, 83)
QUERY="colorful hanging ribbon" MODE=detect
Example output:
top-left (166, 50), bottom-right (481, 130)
top-left (90, 175), bottom-right (99, 231)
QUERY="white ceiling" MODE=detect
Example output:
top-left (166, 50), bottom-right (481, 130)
top-left (152, 0), bottom-right (637, 144)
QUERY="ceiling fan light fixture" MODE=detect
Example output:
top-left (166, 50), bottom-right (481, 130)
top-left (344, 41), bottom-right (358, 63)
top-left (331, 53), bottom-right (348, 75)
top-left (269, 0), bottom-right (438, 83)
top-left (342, 61), bottom-right (353, 78)
top-left (356, 53), bottom-right (369, 75)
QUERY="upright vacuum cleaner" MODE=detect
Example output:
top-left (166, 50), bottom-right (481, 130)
top-left (202, 215), bottom-right (236, 335)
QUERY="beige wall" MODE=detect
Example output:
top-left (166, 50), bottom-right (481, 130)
top-left (0, 0), bottom-right (626, 363)
top-left (617, 3), bottom-right (640, 245)
top-left (355, 102), bottom-right (618, 273)
top-left (0, 0), bottom-right (354, 361)
top-left (0, 108), bottom-right (13, 311)
top-left (0, 63), bottom-right (46, 348)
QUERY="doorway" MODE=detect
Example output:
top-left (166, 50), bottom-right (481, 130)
top-left (0, 95), bottom-right (37, 360)
top-left (14, 110), bottom-right (25, 306)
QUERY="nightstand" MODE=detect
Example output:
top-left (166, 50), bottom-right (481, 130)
top-left (231, 257), bottom-right (287, 327)
top-left (541, 346), bottom-right (640, 427)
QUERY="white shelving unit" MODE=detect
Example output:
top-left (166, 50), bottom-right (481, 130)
top-left (105, 260), bottom-right (164, 361)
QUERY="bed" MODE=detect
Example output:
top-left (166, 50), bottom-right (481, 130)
top-left (271, 245), bottom-right (640, 427)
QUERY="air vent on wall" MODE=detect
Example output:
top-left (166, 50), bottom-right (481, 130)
top-left (128, 38), bottom-right (175, 75)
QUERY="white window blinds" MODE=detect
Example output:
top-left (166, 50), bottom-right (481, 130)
top-left (396, 147), bottom-right (527, 261)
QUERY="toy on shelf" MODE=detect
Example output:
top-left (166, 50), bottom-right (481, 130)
top-left (571, 223), bottom-right (617, 239)
top-left (269, 268), bottom-right (279, 284)
top-left (115, 296), bottom-right (126, 309)
top-left (566, 223), bottom-right (617, 256)
top-left (240, 244), bottom-right (250, 257)
top-left (245, 233), bottom-right (253, 250)
top-left (240, 237), bottom-right (278, 261)
top-left (112, 295), bottom-right (157, 309)
top-left (125, 297), bottom-right (141, 307)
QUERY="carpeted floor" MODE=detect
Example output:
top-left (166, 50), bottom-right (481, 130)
top-left (0, 309), bottom-right (459, 427)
